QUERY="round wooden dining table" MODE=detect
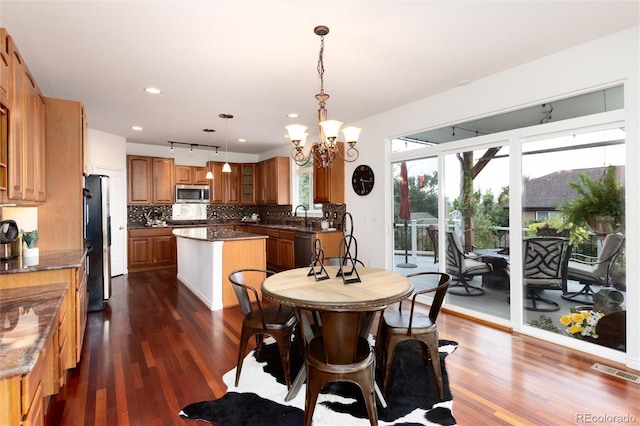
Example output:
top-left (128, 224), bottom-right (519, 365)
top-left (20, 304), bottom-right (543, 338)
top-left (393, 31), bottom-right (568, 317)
top-left (261, 266), bottom-right (413, 402)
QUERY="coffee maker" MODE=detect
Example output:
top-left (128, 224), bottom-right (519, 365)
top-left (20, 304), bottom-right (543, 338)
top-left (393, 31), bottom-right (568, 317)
top-left (0, 220), bottom-right (20, 260)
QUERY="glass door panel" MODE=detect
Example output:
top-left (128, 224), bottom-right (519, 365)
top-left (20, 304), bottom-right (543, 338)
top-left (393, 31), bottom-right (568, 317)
top-left (444, 145), bottom-right (510, 321)
top-left (521, 128), bottom-right (626, 352)
top-left (391, 157), bottom-right (438, 273)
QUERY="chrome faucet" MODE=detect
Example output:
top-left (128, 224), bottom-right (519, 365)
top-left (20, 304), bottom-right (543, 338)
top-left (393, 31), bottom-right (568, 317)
top-left (294, 205), bottom-right (308, 228)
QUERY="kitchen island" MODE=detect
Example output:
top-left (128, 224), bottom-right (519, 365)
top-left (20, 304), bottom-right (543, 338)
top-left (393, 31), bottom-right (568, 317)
top-left (172, 227), bottom-right (267, 311)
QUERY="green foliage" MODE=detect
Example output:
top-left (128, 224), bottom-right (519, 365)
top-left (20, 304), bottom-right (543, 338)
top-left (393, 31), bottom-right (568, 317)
top-left (21, 229), bottom-right (38, 248)
top-left (393, 171), bottom-right (438, 221)
top-left (527, 216), bottom-right (589, 246)
top-left (560, 165), bottom-right (624, 231)
top-left (528, 314), bottom-right (560, 333)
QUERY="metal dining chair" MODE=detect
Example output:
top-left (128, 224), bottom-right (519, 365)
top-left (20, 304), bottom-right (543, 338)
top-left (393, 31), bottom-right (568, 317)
top-left (376, 272), bottom-right (451, 401)
top-left (303, 306), bottom-right (385, 426)
top-left (228, 268), bottom-right (299, 390)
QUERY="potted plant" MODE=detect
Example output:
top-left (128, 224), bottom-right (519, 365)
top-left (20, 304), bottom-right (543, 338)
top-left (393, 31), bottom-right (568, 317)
top-left (21, 229), bottom-right (39, 257)
top-left (559, 165), bottom-right (624, 237)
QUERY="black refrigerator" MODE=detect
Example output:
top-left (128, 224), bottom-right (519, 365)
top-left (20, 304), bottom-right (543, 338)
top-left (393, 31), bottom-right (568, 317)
top-left (84, 174), bottom-right (112, 312)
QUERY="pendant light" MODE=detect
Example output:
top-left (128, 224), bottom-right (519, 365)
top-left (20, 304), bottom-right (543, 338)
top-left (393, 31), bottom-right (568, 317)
top-left (203, 128), bottom-right (215, 179)
top-left (219, 113), bottom-right (233, 173)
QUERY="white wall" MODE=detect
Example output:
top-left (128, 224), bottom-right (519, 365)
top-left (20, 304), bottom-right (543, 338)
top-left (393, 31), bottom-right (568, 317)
top-left (126, 142), bottom-right (259, 166)
top-left (343, 26), bottom-right (639, 369)
top-left (88, 129), bottom-right (127, 171)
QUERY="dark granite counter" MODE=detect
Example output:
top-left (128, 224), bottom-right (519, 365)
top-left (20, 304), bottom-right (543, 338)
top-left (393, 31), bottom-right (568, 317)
top-left (0, 249), bottom-right (86, 275)
top-left (172, 227), bottom-right (268, 242)
top-left (0, 282), bottom-right (68, 378)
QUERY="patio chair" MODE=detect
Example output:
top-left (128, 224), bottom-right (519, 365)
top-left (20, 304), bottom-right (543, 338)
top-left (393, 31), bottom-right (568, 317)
top-left (376, 272), bottom-right (451, 400)
top-left (228, 269), bottom-right (299, 390)
top-left (445, 231), bottom-right (491, 296)
top-left (562, 233), bottom-right (625, 304)
top-left (523, 237), bottom-right (571, 312)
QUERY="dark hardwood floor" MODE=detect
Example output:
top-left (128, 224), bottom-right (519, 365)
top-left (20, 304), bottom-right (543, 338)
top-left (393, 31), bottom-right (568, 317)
top-left (45, 269), bottom-right (639, 425)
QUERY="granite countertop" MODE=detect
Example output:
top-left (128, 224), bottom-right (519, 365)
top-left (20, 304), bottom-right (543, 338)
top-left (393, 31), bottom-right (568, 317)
top-left (172, 227), bottom-right (269, 242)
top-left (0, 282), bottom-right (68, 379)
top-left (0, 249), bottom-right (87, 275)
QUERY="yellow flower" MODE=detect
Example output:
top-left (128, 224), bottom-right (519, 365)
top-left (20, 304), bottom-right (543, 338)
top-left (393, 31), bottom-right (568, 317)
top-left (570, 312), bottom-right (585, 323)
top-left (569, 324), bottom-right (582, 335)
top-left (559, 315), bottom-right (572, 326)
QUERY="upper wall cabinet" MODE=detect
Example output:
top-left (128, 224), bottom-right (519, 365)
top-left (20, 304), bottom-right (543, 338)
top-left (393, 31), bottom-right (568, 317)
top-left (127, 155), bottom-right (175, 205)
top-left (5, 31), bottom-right (46, 204)
top-left (175, 165), bottom-right (209, 185)
top-left (257, 157), bottom-right (290, 205)
top-left (313, 143), bottom-right (344, 204)
top-left (0, 29), bottom-right (9, 107)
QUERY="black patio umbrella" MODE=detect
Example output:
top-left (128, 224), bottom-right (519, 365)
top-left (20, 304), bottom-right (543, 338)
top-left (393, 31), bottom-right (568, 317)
top-left (397, 162), bottom-right (416, 268)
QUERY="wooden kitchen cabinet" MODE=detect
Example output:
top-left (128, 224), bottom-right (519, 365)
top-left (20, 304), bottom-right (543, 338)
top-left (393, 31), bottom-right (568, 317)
top-left (38, 98), bottom-right (86, 251)
top-left (261, 227), bottom-right (295, 271)
top-left (207, 161), bottom-right (224, 204)
top-left (314, 142), bottom-right (344, 204)
top-left (241, 163), bottom-right (255, 204)
top-left (193, 166), bottom-right (209, 184)
top-left (0, 29), bottom-right (9, 107)
top-left (0, 283), bottom-right (74, 426)
top-left (6, 33), bottom-right (46, 204)
top-left (128, 227), bottom-right (176, 272)
top-left (175, 165), bottom-right (192, 184)
top-left (127, 156), bottom-right (152, 203)
top-left (206, 161), bottom-right (241, 204)
top-left (153, 157), bottom-right (175, 204)
top-left (256, 157), bottom-right (290, 205)
top-left (127, 155), bottom-right (175, 204)
top-left (175, 165), bottom-right (209, 185)
top-left (224, 163), bottom-right (241, 204)
top-left (278, 230), bottom-right (295, 270)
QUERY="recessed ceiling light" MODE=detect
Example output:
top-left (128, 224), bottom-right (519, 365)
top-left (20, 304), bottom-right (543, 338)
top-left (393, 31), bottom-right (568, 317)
top-left (144, 87), bottom-right (162, 94)
top-left (131, 126), bottom-right (143, 131)
top-left (287, 113), bottom-right (299, 118)
top-left (238, 138), bottom-right (246, 143)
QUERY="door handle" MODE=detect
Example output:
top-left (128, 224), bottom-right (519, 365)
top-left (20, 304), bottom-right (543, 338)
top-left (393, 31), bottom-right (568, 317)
top-left (119, 226), bottom-right (124, 230)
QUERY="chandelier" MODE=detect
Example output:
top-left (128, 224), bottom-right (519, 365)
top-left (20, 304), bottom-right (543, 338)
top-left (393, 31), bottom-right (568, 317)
top-left (286, 25), bottom-right (361, 168)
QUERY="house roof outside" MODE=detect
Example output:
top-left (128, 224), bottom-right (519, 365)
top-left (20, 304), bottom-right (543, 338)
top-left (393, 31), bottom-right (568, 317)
top-left (521, 166), bottom-right (625, 211)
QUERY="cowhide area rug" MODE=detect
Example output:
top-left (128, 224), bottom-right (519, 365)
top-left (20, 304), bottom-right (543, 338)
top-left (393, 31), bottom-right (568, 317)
top-left (179, 338), bottom-right (458, 425)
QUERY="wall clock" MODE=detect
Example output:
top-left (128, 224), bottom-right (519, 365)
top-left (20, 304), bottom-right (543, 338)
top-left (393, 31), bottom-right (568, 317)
top-left (352, 164), bottom-right (375, 196)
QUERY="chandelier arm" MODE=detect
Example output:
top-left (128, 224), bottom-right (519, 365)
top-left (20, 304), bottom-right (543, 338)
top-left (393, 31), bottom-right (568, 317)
top-left (292, 147), bottom-right (311, 166)
top-left (340, 145), bottom-right (360, 163)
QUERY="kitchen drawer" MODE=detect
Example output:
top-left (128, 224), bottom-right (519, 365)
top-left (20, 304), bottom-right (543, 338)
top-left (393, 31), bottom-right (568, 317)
top-left (21, 343), bottom-right (46, 415)
top-left (266, 228), bottom-right (280, 238)
top-left (279, 230), bottom-right (294, 241)
top-left (129, 227), bottom-right (174, 238)
top-left (22, 381), bottom-right (44, 426)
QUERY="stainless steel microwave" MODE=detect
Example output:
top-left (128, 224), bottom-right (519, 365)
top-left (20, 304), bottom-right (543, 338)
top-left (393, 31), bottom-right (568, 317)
top-left (175, 184), bottom-right (210, 203)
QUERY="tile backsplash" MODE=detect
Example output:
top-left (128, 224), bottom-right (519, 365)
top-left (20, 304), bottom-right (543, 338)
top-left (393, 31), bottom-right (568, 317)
top-left (127, 203), bottom-right (347, 230)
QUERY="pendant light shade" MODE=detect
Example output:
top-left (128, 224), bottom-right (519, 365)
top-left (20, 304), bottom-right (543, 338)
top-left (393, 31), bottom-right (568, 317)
top-left (219, 113), bottom-right (233, 173)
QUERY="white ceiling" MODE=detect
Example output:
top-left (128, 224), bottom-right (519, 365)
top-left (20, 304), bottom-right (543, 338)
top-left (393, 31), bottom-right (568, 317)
top-left (1, 1), bottom-right (638, 155)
